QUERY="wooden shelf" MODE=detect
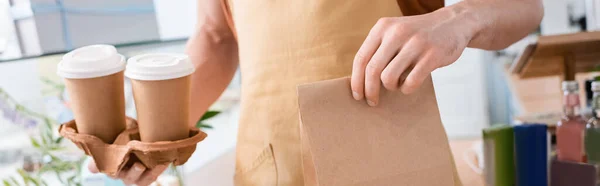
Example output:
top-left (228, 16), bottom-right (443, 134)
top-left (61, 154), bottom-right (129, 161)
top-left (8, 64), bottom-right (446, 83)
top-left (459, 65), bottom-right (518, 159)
top-left (511, 31), bottom-right (600, 80)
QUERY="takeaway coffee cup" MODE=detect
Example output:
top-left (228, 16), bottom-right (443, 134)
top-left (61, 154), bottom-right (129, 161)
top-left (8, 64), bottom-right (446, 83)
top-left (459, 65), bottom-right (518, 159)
top-left (57, 45), bottom-right (127, 144)
top-left (125, 53), bottom-right (195, 142)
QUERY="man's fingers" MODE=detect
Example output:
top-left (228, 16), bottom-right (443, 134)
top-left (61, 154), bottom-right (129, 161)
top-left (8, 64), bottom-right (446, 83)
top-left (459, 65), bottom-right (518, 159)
top-left (352, 29), bottom-right (382, 101)
top-left (87, 160), bottom-right (99, 173)
top-left (89, 160), bottom-right (169, 186)
top-left (364, 41), bottom-right (398, 106)
top-left (400, 60), bottom-right (433, 94)
top-left (135, 164), bottom-right (169, 186)
top-left (121, 163), bottom-right (146, 185)
top-left (380, 45), bottom-right (419, 91)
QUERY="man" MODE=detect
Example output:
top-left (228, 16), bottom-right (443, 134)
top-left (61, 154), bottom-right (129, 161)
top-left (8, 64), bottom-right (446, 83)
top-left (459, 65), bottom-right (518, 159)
top-left (90, 0), bottom-right (543, 185)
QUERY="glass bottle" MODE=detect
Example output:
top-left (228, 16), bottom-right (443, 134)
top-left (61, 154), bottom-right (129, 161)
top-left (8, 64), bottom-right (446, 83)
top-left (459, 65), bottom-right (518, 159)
top-left (586, 81), bottom-right (600, 185)
top-left (556, 81), bottom-right (587, 162)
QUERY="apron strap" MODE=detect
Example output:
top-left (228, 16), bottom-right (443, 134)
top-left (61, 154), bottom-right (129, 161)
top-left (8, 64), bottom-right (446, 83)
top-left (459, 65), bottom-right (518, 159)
top-left (219, 0), bottom-right (444, 40)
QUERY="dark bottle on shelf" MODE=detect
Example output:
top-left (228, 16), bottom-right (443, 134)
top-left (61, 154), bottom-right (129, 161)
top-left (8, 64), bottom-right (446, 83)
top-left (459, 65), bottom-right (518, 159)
top-left (585, 81), bottom-right (600, 185)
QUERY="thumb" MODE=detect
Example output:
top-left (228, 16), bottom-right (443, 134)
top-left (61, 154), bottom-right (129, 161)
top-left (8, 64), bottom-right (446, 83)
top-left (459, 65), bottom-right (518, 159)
top-left (88, 159), bottom-right (99, 173)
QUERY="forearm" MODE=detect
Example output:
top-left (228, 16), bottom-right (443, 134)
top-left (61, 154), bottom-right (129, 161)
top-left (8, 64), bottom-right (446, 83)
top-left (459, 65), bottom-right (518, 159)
top-left (186, 26), bottom-right (238, 127)
top-left (437, 0), bottom-right (543, 50)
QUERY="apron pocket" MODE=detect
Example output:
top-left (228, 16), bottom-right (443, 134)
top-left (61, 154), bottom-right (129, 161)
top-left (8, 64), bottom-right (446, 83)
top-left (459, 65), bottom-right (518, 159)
top-left (234, 144), bottom-right (278, 186)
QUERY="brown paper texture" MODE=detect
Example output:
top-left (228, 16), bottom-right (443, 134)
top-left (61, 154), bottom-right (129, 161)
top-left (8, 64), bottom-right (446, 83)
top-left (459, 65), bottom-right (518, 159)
top-left (59, 118), bottom-right (206, 176)
top-left (64, 71), bottom-right (126, 144)
top-left (131, 76), bottom-right (191, 142)
top-left (298, 76), bottom-right (460, 186)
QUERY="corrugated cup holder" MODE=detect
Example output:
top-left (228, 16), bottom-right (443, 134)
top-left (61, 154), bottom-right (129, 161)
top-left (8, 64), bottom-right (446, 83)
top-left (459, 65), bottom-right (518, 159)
top-left (58, 118), bottom-right (207, 176)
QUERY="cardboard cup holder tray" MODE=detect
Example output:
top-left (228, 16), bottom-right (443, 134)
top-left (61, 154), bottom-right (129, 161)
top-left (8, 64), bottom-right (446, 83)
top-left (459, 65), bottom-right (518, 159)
top-left (58, 118), bottom-right (207, 176)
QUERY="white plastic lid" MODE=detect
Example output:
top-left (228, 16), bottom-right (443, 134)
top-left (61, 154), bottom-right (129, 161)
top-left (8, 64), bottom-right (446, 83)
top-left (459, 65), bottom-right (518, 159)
top-left (124, 53), bottom-right (195, 81)
top-left (57, 45), bottom-right (125, 79)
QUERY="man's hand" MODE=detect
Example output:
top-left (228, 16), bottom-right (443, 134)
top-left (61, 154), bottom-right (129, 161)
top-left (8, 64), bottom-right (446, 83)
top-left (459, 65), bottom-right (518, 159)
top-left (88, 160), bottom-right (168, 186)
top-left (351, 12), bottom-right (470, 106)
top-left (350, 0), bottom-right (543, 106)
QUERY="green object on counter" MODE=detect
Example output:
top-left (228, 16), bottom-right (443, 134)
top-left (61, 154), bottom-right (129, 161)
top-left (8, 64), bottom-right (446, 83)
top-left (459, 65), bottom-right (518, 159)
top-left (586, 127), bottom-right (600, 163)
top-left (587, 81), bottom-right (600, 164)
top-left (483, 125), bottom-right (515, 186)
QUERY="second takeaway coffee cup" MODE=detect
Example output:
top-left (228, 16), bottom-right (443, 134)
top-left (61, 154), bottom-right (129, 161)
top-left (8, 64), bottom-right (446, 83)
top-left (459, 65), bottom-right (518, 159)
top-left (57, 45), bottom-right (127, 144)
top-left (125, 53), bottom-right (195, 142)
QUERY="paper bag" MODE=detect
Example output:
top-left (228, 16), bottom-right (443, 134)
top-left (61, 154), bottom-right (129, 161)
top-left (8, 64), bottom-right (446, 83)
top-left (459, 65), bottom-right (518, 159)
top-left (298, 76), bottom-right (461, 186)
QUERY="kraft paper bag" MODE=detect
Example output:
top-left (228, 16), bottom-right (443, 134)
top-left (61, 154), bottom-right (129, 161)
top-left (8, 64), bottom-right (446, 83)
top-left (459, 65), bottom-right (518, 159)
top-left (298, 76), bottom-right (461, 186)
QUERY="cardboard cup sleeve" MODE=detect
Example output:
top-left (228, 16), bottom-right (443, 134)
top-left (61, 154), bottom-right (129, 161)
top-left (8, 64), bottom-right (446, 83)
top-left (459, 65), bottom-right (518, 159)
top-left (58, 118), bottom-right (206, 176)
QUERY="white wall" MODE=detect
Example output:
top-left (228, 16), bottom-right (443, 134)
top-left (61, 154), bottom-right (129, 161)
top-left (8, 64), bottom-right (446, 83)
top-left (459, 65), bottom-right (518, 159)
top-left (586, 0), bottom-right (600, 31)
top-left (542, 0), bottom-right (576, 35)
top-left (0, 0), bottom-right (24, 60)
top-left (153, 0), bottom-right (197, 40)
top-left (0, 59), bottom-right (43, 112)
top-left (433, 48), bottom-right (490, 138)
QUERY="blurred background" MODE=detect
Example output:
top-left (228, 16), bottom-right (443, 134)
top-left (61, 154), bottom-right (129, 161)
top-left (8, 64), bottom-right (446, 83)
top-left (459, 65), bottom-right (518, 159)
top-left (0, 0), bottom-right (596, 185)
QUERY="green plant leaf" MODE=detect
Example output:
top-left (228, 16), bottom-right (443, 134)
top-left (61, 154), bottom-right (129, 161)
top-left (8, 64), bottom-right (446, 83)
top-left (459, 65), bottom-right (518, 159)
top-left (67, 176), bottom-right (76, 186)
top-left (25, 176), bottom-right (40, 186)
top-left (14, 104), bottom-right (24, 112)
top-left (200, 111), bottom-right (220, 121)
top-left (43, 118), bottom-right (53, 128)
top-left (31, 138), bottom-right (41, 148)
top-left (54, 170), bottom-right (64, 184)
top-left (57, 163), bottom-right (73, 172)
top-left (38, 164), bottom-right (52, 173)
top-left (17, 170), bottom-right (29, 185)
top-left (196, 111), bottom-right (220, 129)
top-left (40, 77), bottom-right (53, 84)
top-left (55, 137), bottom-right (64, 144)
top-left (9, 177), bottom-right (18, 185)
top-left (40, 134), bottom-right (48, 146)
top-left (3, 180), bottom-right (10, 186)
top-left (16, 169), bottom-right (26, 177)
top-left (40, 77), bottom-right (65, 89)
top-left (196, 123), bottom-right (213, 129)
top-left (48, 154), bottom-right (60, 162)
top-left (48, 146), bottom-right (65, 151)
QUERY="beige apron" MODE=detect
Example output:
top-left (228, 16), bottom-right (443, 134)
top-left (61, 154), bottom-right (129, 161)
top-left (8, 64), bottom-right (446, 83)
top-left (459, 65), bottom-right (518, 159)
top-left (221, 0), bottom-right (457, 185)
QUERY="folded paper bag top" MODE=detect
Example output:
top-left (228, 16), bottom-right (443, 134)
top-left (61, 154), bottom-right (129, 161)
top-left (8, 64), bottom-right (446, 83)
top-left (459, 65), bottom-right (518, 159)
top-left (298, 76), bottom-right (460, 186)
